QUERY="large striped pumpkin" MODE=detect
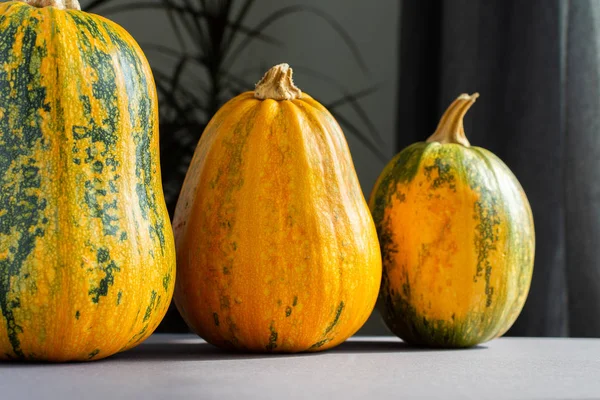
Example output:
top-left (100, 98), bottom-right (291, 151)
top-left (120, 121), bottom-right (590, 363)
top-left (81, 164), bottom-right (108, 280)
top-left (0, 0), bottom-right (175, 361)
top-left (369, 94), bottom-right (534, 347)
top-left (173, 64), bottom-right (382, 352)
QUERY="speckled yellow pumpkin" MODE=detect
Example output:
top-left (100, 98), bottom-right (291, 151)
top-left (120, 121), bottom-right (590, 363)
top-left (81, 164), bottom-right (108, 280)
top-left (369, 94), bottom-right (535, 347)
top-left (0, 0), bottom-right (175, 361)
top-left (173, 64), bottom-right (382, 352)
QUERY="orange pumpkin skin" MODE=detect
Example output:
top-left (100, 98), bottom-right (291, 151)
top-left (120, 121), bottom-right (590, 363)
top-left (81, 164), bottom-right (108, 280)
top-left (173, 69), bottom-right (381, 352)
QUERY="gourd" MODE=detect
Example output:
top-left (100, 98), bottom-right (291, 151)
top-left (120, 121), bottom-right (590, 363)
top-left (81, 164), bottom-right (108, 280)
top-left (369, 93), bottom-right (535, 347)
top-left (0, 0), bottom-right (176, 361)
top-left (173, 64), bottom-right (382, 352)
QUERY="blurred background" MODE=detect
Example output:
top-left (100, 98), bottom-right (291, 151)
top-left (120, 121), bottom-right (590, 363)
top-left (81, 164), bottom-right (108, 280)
top-left (79, 0), bottom-right (600, 337)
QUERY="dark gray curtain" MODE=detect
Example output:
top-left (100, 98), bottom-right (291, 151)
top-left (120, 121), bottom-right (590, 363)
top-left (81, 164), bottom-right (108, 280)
top-left (398, 0), bottom-right (600, 336)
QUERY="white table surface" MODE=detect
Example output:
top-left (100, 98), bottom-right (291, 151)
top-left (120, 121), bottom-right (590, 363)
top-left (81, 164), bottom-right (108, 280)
top-left (1, 334), bottom-right (599, 400)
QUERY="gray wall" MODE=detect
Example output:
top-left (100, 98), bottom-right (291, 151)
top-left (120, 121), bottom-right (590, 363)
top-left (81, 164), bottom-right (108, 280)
top-left (81, 0), bottom-right (400, 334)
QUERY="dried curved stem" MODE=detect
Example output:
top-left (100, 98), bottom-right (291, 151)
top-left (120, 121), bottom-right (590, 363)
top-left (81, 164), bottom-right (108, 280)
top-left (426, 93), bottom-right (479, 147)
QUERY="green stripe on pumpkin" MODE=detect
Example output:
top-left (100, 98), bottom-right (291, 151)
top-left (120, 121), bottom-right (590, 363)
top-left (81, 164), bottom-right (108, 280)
top-left (70, 13), bottom-right (122, 240)
top-left (98, 18), bottom-right (166, 252)
top-left (0, 6), bottom-right (49, 358)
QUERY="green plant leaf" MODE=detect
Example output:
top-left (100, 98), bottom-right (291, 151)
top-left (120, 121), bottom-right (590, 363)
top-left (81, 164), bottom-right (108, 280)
top-left (293, 65), bottom-right (384, 147)
top-left (220, 70), bottom-right (254, 91)
top-left (223, 5), bottom-right (369, 75)
top-left (170, 55), bottom-right (192, 93)
top-left (223, 0), bottom-right (254, 51)
top-left (325, 86), bottom-right (384, 147)
top-left (82, 0), bottom-right (115, 12)
top-left (327, 86), bottom-right (378, 110)
top-left (139, 44), bottom-right (210, 96)
top-left (161, 0), bottom-right (189, 53)
top-left (153, 68), bottom-right (209, 113)
top-left (329, 109), bottom-right (387, 162)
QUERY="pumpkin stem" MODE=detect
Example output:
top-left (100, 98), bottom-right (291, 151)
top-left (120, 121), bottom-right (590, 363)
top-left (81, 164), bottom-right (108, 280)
top-left (254, 63), bottom-right (302, 101)
top-left (20, 0), bottom-right (81, 10)
top-left (426, 93), bottom-right (479, 147)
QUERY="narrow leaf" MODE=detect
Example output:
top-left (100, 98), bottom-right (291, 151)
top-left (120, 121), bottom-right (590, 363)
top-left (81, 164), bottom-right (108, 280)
top-left (223, 5), bottom-right (369, 75)
top-left (293, 65), bottom-right (384, 146)
top-left (82, 0), bottom-right (115, 12)
top-left (329, 109), bottom-right (387, 162)
top-left (223, 0), bottom-right (255, 49)
top-left (324, 86), bottom-right (385, 147)
top-left (161, 0), bottom-right (188, 53)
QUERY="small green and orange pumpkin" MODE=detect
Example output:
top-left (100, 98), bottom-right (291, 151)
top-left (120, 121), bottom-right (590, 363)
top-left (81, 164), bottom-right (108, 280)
top-left (369, 93), bottom-right (535, 347)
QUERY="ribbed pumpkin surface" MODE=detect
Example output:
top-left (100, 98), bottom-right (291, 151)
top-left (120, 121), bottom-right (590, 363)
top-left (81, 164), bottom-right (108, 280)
top-left (369, 94), bottom-right (534, 347)
top-left (0, 2), bottom-right (175, 361)
top-left (173, 69), bottom-right (381, 352)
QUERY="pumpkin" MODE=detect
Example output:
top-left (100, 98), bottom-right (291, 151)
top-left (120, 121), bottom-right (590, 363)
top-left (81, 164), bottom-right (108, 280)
top-left (0, 0), bottom-right (176, 361)
top-left (369, 93), bottom-right (534, 347)
top-left (173, 64), bottom-right (382, 352)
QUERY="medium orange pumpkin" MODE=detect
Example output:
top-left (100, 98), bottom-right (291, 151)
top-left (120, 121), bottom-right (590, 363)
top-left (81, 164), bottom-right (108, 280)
top-left (173, 64), bottom-right (382, 352)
